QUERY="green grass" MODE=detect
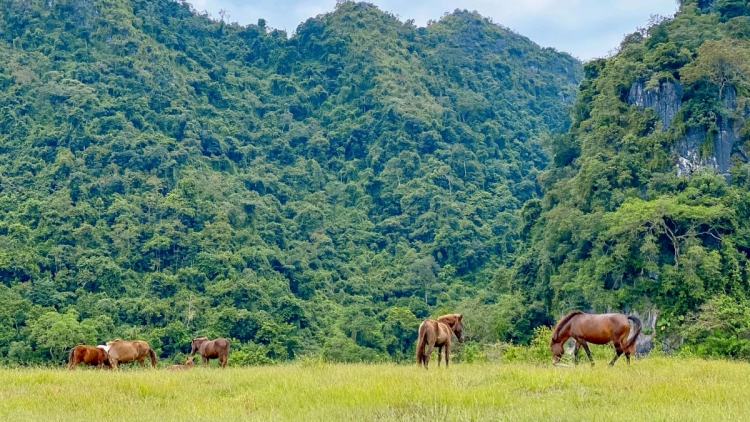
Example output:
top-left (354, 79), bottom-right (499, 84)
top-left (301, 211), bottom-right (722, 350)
top-left (0, 358), bottom-right (748, 421)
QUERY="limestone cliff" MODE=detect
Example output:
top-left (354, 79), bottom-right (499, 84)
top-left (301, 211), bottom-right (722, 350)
top-left (628, 81), bottom-right (747, 177)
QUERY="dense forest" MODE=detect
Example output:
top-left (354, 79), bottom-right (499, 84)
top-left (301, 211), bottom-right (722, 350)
top-left (0, 0), bottom-right (582, 364)
top-left (516, 0), bottom-right (750, 358)
top-left (4, 0), bottom-right (748, 365)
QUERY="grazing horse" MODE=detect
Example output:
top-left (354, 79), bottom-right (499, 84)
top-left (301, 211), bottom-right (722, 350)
top-left (105, 339), bottom-right (157, 369)
top-left (190, 337), bottom-right (230, 368)
top-left (68, 345), bottom-right (110, 370)
top-left (416, 313), bottom-right (464, 369)
top-left (166, 356), bottom-right (195, 370)
top-left (550, 311), bottom-right (642, 367)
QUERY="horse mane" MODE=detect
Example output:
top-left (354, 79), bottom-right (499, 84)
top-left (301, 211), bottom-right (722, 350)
top-left (193, 336), bottom-right (208, 341)
top-left (437, 314), bottom-right (461, 328)
top-left (551, 310), bottom-right (584, 342)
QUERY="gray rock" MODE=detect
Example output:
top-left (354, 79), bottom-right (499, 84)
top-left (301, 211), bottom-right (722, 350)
top-left (629, 80), bottom-right (746, 178)
top-left (628, 79), bottom-right (682, 131)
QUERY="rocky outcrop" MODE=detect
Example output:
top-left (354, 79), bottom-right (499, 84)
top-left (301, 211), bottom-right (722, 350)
top-left (628, 309), bottom-right (658, 356)
top-left (675, 116), bottom-right (738, 177)
top-left (628, 79), bottom-right (682, 131)
top-left (628, 81), bottom-right (746, 178)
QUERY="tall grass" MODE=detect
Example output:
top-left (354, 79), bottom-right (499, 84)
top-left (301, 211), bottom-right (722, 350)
top-left (0, 357), bottom-right (748, 421)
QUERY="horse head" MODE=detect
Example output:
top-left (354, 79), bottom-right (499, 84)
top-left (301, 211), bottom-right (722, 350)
top-left (550, 341), bottom-right (565, 365)
top-left (185, 356), bottom-right (195, 366)
top-left (549, 311), bottom-right (584, 365)
top-left (190, 337), bottom-right (208, 355)
top-left (438, 314), bottom-right (465, 343)
top-left (101, 351), bottom-right (112, 368)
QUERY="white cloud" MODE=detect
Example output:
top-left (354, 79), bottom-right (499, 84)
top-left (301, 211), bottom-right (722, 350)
top-left (185, 0), bottom-right (678, 59)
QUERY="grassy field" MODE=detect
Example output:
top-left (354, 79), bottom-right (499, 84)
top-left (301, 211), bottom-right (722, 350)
top-left (0, 357), bottom-right (748, 421)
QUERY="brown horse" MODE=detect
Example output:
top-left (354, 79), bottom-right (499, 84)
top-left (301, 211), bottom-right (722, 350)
top-left (105, 339), bottom-right (157, 369)
top-left (190, 337), bottom-right (230, 368)
top-left (67, 345), bottom-right (110, 370)
top-left (550, 311), bottom-right (642, 367)
top-left (166, 356), bottom-right (195, 370)
top-left (416, 314), bottom-right (464, 369)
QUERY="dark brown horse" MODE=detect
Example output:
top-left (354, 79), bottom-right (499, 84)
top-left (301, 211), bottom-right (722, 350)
top-left (550, 311), bottom-right (642, 367)
top-left (190, 337), bottom-right (230, 368)
top-left (416, 314), bottom-right (464, 369)
top-left (106, 339), bottom-right (157, 369)
top-left (166, 356), bottom-right (195, 370)
top-left (67, 345), bottom-right (110, 370)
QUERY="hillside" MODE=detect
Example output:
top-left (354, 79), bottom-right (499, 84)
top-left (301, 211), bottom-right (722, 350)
top-left (0, 0), bottom-right (581, 363)
top-left (515, 0), bottom-right (750, 356)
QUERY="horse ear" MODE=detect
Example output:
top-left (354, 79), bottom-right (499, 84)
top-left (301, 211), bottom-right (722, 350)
top-left (458, 314), bottom-right (463, 320)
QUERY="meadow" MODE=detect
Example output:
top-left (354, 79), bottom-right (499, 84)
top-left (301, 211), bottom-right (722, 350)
top-left (0, 357), bottom-right (748, 421)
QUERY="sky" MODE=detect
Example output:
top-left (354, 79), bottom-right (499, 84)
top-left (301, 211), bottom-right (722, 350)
top-left (187, 0), bottom-right (679, 61)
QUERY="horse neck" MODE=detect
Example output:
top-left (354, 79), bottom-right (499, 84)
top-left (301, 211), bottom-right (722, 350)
top-left (436, 321), bottom-right (452, 337)
top-left (552, 320), bottom-right (573, 345)
top-left (193, 339), bottom-right (207, 350)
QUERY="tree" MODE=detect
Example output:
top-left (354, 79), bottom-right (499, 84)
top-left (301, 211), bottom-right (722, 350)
top-left (30, 310), bottom-right (98, 363)
top-left (681, 40), bottom-right (750, 98)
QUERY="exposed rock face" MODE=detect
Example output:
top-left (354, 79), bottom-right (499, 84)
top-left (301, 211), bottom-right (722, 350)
top-left (628, 81), bottom-right (746, 178)
top-left (628, 80), bottom-right (682, 131)
top-left (629, 309), bottom-right (658, 356)
top-left (675, 116), bottom-right (738, 177)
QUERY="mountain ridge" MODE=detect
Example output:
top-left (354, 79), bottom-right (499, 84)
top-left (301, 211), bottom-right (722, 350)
top-left (0, 0), bottom-right (581, 364)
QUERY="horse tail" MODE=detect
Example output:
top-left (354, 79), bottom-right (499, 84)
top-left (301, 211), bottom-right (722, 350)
top-left (416, 322), bottom-right (427, 366)
top-left (624, 316), bottom-right (642, 350)
top-left (148, 348), bottom-right (157, 368)
top-left (67, 347), bottom-right (76, 369)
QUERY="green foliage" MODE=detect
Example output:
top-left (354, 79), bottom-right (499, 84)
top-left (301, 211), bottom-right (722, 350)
top-left (515, 1), bottom-right (750, 356)
top-left (682, 295), bottom-right (750, 358)
top-left (0, 0), bottom-right (582, 364)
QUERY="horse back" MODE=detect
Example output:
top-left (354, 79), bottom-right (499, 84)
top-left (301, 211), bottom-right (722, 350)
top-left (73, 345), bottom-right (107, 365)
top-left (109, 340), bottom-right (151, 362)
top-left (202, 338), bottom-right (229, 357)
top-left (572, 313), bottom-right (631, 344)
top-left (419, 319), bottom-right (451, 346)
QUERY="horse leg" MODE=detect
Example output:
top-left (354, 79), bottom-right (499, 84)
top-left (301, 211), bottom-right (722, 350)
top-left (609, 339), bottom-right (623, 367)
top-left (425, 343), bottom-right (435, 370)
top-left (609, 349), bottom-right (623, 367)
top-left (580, 341), bottom-right (594, 366)
top-left (203, 356), bottom-right (209, 367)
top-left (221, 355), bottom-right (227, 368)
top-left (444, 344), bottom-right (450, 368)
top-left (138, 358), bottom-right (146, 367)
top-left (574, 341), bottom-right (581, 365)
top-left (437, 347), bottom-right (442, 368)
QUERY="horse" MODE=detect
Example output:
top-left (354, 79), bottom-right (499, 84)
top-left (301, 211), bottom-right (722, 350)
top-left (416, 313), bottom-right (464, 369)
top-left (190, 337), bottom-right (230, 368)
top-left (166, 356), bottom-right (195, 370)
top-left (105, 339), bottom-right (157, 369)
top-left (550, 311), bottom-right (642, 367)
top-left (67, 345), bottom-right (110, 370)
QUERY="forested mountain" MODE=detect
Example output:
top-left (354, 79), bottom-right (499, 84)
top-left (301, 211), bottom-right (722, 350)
top-left (0, 0), bottom-right (581, 364)
top-left (516, 0), bottom-right (750, 357)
